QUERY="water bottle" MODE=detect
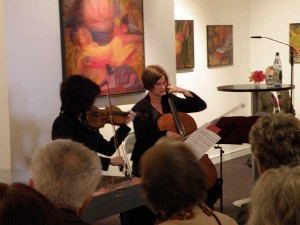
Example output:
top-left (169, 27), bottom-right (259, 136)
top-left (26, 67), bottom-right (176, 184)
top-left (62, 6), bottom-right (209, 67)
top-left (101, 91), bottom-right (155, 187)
top-left (273, 52), bottom-right (282, 87)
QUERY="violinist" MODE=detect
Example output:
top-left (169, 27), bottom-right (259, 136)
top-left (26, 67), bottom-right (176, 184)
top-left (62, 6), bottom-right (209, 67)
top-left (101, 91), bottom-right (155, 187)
top-left (52, 75), bottom-right (135, 171)
top-left (121, 65), bottom-right (207, 225)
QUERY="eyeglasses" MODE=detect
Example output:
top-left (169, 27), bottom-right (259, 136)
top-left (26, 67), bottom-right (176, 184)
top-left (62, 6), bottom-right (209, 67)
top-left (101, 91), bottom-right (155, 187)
top-left (155, 81), bottom-right (167, 87)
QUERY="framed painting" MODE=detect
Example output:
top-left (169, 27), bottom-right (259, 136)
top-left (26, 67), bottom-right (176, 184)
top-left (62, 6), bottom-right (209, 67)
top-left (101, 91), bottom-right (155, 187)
top-left (206, 25), bottom-right (233, 67)
top-left (58, 0), bottom-right (145, 96)
top-left (290, 23), bottom-right (300, 64)
top-left (175, 20), bottom-right (194, 69)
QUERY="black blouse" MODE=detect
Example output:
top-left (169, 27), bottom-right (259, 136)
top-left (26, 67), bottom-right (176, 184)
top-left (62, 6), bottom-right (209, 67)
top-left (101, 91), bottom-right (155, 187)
top-left (131, 92), bottom-right (207, 167)
top-left (52, 112), bottom-right (131, 170)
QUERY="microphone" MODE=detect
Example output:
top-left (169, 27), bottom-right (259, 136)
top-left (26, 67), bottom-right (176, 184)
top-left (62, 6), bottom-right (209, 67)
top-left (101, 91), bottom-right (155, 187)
top-left (251, 36), bottom-right (295, 49)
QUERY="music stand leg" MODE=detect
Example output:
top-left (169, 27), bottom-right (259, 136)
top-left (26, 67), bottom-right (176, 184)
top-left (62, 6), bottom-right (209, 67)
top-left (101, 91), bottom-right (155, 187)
top-left (214, 145), bottom-right (224, 213)
top-left (220, 147), bottom-right (224, 213)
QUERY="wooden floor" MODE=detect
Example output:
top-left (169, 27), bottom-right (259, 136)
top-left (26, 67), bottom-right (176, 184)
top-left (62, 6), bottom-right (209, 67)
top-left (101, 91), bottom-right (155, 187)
top-left (93, 154), bottom-right (254, 225)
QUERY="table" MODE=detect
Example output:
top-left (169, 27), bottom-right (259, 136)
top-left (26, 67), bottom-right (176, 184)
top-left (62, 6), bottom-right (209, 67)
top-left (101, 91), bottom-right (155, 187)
top-left (217, 84), bottom-right (294, 115)
top-left (217, 84), bottom-right (294, 207)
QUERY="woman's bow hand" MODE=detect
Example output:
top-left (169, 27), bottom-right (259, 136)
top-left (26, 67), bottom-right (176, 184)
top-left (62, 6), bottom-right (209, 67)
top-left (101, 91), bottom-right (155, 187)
top-left (110, 156), bottom-right (124, 166)
top-left (125, 110), bottom-right (137, 124)
top-left (166, 131), bottom-right (182, 140)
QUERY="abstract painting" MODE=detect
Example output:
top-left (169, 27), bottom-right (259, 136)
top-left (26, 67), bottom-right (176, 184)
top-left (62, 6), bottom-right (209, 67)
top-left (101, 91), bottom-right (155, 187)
top-left (59, 0), bottom-right (145, 96)
top-left (290, 23), bottom-right (300, 64)
top-left (175, 20), bottom-right (194, 69)
top-left (207, 25), bottom-right (233, 67)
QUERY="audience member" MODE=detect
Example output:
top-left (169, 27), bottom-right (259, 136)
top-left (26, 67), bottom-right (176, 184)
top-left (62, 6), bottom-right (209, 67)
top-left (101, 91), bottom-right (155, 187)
top-left (0, 182), bottom-right (63, 225)
top-left (140, 140), bottom-right (238, 225)
top-left (259, 66), bottom-right (293, 114)
top-left (236, 113), bottom-right (300, 225)
top-left (248, 164), bottom-right (300, 225)
top-left (30, 139), bottom-right (102, 225)
top-left (250, 113), bottom-right (300, 173)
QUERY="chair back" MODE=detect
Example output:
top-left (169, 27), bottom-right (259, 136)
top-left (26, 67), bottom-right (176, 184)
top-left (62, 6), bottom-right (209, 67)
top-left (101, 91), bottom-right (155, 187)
top-left (123, 132), bottom-right (136, 154)
top-left (121, 133), bottom-right (136, 177)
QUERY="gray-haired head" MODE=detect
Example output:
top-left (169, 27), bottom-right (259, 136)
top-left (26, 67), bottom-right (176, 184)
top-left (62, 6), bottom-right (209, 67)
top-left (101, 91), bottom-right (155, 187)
top-left (248, 164), bottom-right (300, 225)
top-left (31, 139), bottom-right (102, 211)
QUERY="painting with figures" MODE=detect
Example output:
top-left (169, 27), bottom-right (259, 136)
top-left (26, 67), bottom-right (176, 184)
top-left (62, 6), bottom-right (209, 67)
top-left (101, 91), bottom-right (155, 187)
top-left (59, 0), bottom-right (145, 96)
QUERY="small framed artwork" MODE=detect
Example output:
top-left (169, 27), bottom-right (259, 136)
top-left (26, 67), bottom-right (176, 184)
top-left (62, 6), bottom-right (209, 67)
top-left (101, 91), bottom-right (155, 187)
top-left (206, 25), bottom-right (233, 67)
top-left (290, 23), bottom-right (300, 64)
top-left (175, 20), bottom-right (194, 69)
top-left (58, 0), bottom-right (145, 96)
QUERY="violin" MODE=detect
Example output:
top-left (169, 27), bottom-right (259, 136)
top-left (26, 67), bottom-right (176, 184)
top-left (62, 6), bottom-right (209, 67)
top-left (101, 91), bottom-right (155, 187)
top-left (157, 98), bottom-right (217, 190)
top-left (84, 105), bottom-right (130, 129)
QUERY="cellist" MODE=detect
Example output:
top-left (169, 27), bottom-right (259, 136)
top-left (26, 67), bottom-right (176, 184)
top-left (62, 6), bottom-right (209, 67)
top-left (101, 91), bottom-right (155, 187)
top-left (123, 65), bottom-right (208, 225)
top-left (131, 64), bottom-right (207, 177)
top-left (52, 75), bottom-right (136, 171)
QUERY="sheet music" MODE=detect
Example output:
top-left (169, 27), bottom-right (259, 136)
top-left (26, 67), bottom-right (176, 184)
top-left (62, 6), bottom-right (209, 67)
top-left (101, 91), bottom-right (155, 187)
top-left (185, 123), bottom-right (221, 160)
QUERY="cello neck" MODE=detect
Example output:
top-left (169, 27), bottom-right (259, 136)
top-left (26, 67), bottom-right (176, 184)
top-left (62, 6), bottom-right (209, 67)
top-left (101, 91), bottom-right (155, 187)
top-left (168, 97), bottom-right (186, 136)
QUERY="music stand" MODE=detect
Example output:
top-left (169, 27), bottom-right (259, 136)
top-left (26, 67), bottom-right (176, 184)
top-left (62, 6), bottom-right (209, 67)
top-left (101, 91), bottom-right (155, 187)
top-left (214, 116), bottom-right (260, 212)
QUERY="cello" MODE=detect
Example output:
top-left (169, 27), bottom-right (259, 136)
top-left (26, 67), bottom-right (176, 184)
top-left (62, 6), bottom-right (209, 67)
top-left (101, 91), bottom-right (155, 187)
top-left (157, 97), bottom-right (218, 190)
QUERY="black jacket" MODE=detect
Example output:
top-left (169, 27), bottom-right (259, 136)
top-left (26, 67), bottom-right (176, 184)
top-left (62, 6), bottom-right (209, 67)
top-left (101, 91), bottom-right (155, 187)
top-left (52, 112), bottom-right (131, 170)
top-left (131, 92), bottom-right (207, 169)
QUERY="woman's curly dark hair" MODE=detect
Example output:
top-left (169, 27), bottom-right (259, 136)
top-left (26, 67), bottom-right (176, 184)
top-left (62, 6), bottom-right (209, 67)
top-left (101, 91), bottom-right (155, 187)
top-left (60, 75), bottom-right (100, 114)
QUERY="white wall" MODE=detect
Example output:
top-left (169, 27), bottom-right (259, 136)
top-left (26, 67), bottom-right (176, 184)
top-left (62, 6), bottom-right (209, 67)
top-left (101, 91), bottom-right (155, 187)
top-left (249, 0), bottom-right (300, 114)
top-left (4, 0), bottom-right (62, 170)
top-left (0, 0), bottom-right (11, 169)
top-left (175, 0), bottom-right (251, 122)
top-left (175, 0), bottom-right (251, 159)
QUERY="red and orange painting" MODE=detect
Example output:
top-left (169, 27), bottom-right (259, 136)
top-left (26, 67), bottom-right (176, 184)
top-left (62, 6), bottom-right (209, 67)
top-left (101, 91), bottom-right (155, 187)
top-left (207, 25), bottom-right (233, 67)
top-left (290, 23), bottom-right (300, 64)
top-left (59, 0), bottom-right (145, 95)
top-left (175, 20), bottom-right (194, 69)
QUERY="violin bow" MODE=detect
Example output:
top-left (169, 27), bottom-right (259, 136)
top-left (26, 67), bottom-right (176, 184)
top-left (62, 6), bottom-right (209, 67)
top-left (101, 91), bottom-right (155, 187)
top-left (105, 83), bottom-right (129, 175)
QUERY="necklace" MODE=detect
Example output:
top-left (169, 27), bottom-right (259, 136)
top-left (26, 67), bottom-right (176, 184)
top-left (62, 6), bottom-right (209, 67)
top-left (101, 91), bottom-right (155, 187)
top-left (155, 207), bottom-right (195, 224)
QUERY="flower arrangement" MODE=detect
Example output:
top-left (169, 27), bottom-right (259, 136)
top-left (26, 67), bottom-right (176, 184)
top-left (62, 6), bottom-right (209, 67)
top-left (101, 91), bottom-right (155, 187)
top-left (249, 70), bottom-right (265, 83)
